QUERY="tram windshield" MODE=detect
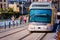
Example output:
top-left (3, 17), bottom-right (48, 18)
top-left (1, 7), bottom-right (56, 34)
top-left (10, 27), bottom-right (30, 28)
top-left (29, 9), bottom-right (52, 23)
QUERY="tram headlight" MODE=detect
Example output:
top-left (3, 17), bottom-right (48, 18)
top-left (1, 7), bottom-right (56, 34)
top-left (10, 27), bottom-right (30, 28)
top-left (29, 24), bottom-right (31, 27)
top-left (46, 23), bottom-right (51, 28)
top-left (29, 24), bottom-right (35, 29)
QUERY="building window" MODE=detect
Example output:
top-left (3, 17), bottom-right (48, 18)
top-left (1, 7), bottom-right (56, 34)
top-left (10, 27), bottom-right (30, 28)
top-left (4, 0), bottom-right (6, 2)
top-left (0, 4), bottom-right (2, 8)
top-left (10, 1), bottom-right (14, 4)
top-left (0, 0), bottom-right (2, 2)
top-left (4, 4), bottom-right (6, 8)
top-left (36, 0), bottom-right (38, 2)
top-left (33, 0), bottom-right (35, 2)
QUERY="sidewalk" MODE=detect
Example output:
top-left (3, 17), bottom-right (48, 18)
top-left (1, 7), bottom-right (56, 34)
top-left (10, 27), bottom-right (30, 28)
top-left (0, 23), bottom-right (28, 38)
top-left (0, 23), bottom-right (28, 33)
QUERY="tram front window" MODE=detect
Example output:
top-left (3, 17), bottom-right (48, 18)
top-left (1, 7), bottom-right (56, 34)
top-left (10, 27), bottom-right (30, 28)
top-left (29, 9), bottom-right (52, 23)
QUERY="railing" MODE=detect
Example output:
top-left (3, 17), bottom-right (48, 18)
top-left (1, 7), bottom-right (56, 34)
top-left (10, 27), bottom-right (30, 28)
top-left (0, 19), bottom-right (28, 32)
top-left (0, 20), bottom-right (20, 28)
top-left (0, 18), bottom-right (28, 32)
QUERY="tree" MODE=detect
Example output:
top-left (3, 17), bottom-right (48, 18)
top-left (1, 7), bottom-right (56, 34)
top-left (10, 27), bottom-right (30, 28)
top-left (8, 7), bottom-right (13, 12)
top-left (0, 8), bottom-right (3, 12)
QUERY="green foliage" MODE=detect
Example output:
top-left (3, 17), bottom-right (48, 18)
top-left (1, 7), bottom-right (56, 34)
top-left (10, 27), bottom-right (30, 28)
top-left (8, 7), bottom-right (18, 14)
top-left (0, 8), bottom-right (19, 19)
top-left (8, 8), bottom-right (13, 12)
top-left (0, 8), bottom-right (3, 12)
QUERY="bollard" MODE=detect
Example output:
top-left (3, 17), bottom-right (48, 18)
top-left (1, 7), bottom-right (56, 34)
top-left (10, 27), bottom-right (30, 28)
top-left (9, 22), bottom-right (11, 28)
top-left (16, 22), bottom-right (18, 26)
top-left (13, 21), bottom-right (15, 27)
top-left (5, 22), bottom-right (6, 29)
top-left (20, 20), bottom-right (21, 24)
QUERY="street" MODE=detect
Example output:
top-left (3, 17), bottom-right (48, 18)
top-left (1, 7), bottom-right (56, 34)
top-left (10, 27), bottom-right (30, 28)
top-left (0, 12), bottom-right (59, 40)
top-left (0, 0), bottom-right (60, 40)
top-left (0, 23), bottom-right (58, 40)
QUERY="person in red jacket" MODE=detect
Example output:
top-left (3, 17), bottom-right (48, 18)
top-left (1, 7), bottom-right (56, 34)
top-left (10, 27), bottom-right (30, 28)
top-left (20, 16), bottom-right (23, 24)
top-left (24, 16), bottom-right (26, 23)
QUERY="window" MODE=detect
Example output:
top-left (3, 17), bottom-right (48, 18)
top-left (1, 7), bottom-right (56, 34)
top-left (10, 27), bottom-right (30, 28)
top-left (4, 4), bottom-right (6, 8)
top-left (10, 1), bottom-right (14, 4)
top-left (4, 0), bottom-right (6, 2)
top-left (29, 9), bottom-right (52, 23)
top-left (0, 0), bottom-right (2, 2)
top-left (36, 0), bottom-right (38, 2)
top-left (33, 0), bottom-right (35, 2)
top-left (0, 4), bottom-right (2, 8)
top-left (17, 5), bottom-right (19, 7)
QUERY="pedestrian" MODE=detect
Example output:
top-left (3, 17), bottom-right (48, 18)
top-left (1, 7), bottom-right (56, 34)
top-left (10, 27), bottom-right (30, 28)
top-left (24, 16), bottom-right (26, 23)
top-left (27, 16), bottom-right (29, 23)
top-left (20, 16), bottom-right (22, 24)
top-left (11, 16), bottom-right (15, 26)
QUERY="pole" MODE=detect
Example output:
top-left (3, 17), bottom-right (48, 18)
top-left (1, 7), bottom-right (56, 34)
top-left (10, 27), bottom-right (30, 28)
top-left (5, 22), bottom-right (6, 29)
top-left (22, 1), bottom-right (23, 15)
top-left (58, 0), bottom-right (59, 11)
top-left (9, 22), bottom-right (11, 28)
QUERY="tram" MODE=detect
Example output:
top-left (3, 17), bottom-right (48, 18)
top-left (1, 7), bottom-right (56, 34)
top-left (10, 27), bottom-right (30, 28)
top-left (28, 2), bottom-right (57, 31)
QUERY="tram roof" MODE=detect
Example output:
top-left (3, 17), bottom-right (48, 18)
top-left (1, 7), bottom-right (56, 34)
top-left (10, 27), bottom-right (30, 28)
top-left (29, 2), bottom-right (52, 9)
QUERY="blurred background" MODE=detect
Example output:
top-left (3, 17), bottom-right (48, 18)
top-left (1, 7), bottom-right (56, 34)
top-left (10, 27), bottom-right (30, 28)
top-left (0, 0), bottom-right (60, 20)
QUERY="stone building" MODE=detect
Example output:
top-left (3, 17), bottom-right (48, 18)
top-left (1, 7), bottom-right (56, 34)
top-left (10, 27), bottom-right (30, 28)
top-left (9, 1), bottom-right (19, 12)
top-left (0, 0), bottom-right (8, 9)
top-left (52, 0), bottom-right (60, 11)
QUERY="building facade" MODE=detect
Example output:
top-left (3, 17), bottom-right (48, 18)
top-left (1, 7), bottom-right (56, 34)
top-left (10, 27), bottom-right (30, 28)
top-left (52, 0), bottom-right (60, 11)
top-left (9, 0), bottom-right (60, 12)
top-left (28, 0), bottom-right (50, 2)
top-left (0, 0), bottom-right (8, 9)
top-left (20, 0), bottom-right (60, 11)
top-left (9, 1), bottom-right (19, 12)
